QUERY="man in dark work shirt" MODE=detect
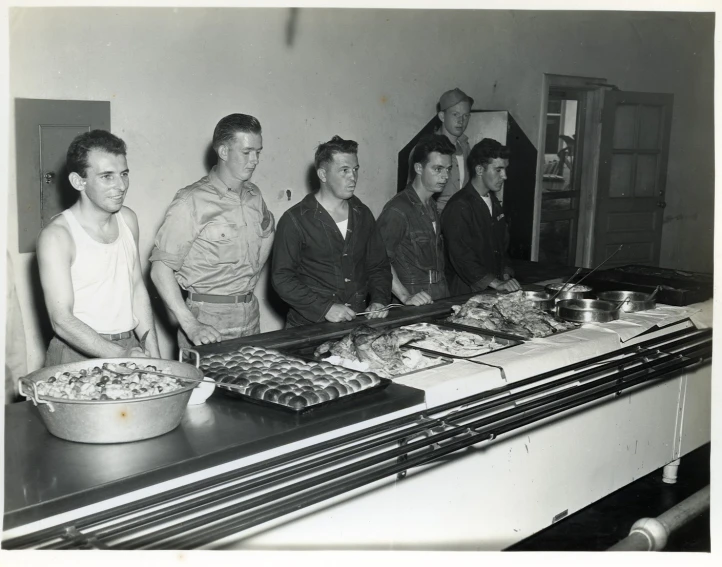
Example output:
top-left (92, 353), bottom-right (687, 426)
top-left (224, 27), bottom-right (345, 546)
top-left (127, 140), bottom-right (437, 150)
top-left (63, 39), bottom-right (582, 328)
top-left (441, 138), bottom-right (522, 295)
top-left (272, 136), bottom-right (392, 327)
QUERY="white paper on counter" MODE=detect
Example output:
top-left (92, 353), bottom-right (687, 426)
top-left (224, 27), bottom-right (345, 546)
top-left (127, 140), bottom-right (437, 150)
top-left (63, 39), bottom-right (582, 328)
top-left (584, 304), bottom-right (696, 342)
top-left (469, 327), bottom-right (620, 383)
top-left (394, 359), bottom-right (506, 409)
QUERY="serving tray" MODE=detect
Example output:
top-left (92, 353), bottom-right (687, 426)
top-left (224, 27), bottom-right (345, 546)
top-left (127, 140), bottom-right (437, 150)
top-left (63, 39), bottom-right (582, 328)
top-left (281, 343), bottom-right (454, 380)
top-left (435, 315), bottom-right (581, 342)
top-left (397, 322), bottom-right (523, 359)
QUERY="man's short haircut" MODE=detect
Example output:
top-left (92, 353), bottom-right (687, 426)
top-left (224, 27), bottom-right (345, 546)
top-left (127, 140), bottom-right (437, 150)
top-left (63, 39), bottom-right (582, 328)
top-left (66, 130), bottom-right (127, 177)
top-left (411, 134), bottom-right (456, 176)
top-left (468, 138), bottom-right (511, 175)
top-left (314, 135), bottom-right (358, 170)
top-left (212, 113), bottom-right (262, 152)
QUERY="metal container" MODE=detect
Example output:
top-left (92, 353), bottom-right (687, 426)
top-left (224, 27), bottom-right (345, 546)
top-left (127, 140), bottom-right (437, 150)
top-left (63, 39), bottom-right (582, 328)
top-left (19, 349), bottom-right (203, 444)
top-left (596, 290), bottom-right (656, 313)
top-left (545, 283), bottom-right (594, 302)
top-left (522, 290), bottom-right (555, 311)
top-left (555, 299), bottom-right (623, 324)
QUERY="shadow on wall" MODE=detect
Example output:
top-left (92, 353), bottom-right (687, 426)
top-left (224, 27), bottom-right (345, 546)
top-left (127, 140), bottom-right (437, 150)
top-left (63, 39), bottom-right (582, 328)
top-left (28, 255), bottom-right (54, 362)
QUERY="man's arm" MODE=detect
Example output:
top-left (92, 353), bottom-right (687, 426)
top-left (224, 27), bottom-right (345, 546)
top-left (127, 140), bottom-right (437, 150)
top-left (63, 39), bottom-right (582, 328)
top-left (37, 222), bottom-right (143, 359)
top-left (121, 208), bottom-right (161, 357)
top-left (149, 192), bottom-right (222, 345)
top-left (150, 262), bottom-right (222, 345)
top-left (271, 213), bottom-right (351, 322)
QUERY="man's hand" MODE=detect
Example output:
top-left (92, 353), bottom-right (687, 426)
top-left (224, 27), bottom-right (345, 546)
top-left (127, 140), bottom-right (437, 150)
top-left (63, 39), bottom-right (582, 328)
top-left (184, 321), bottom-right (223, 345)
top-left (365, 302), bottom-right (389, 319)
top-left (325, 303), bottom-right (357, 323)
top-left (491, 278), bottom-right (522, 293)
top-left (124, 346), bottom-right (149, 358)
top-left (501, 276), bottom-right (522, 292)
top-left (403, 291), bottom-right (432, 306)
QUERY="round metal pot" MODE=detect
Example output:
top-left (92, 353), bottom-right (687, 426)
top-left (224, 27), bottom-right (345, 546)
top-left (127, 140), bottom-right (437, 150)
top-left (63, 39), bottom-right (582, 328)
top-left (555, 299), bottom-right (623, 324)
top-left (522, 290), bottom-right (554, 311)
top-left (19, 349), bottom-right (203, 444)
top-left (545, 283), bottom-right (594, 302)
top-left (596, 290), bottom-right (656, 313)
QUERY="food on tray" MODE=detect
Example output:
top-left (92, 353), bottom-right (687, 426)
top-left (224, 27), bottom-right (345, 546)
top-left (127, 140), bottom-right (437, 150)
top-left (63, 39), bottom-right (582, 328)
top-left (313, 325), bottom-right (437, 378)
top-left (34, 362), bottom-right (182, 401)
top-left (545, 283), bottom-right (592, 293)
top-left (399, 322), bottom-right (502, 357)
top-left (200, 345), bottom-right (383, 409)
top-left (449, 291), bottom-right (578, 339)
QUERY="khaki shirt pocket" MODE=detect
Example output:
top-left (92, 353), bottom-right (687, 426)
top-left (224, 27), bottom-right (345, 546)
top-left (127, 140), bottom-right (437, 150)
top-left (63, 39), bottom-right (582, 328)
top-left (200, 222), bottom-right (241, 264)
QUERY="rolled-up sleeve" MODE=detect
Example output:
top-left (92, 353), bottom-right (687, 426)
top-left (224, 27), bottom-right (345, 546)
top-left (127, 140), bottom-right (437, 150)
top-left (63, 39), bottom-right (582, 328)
top-left (442, 202), bottom-right (496, 291)
top-left (365, 218), bottom-right (392, 306)
top-left (376, 207), bottom-right (406, 261)
top-left (149, 194), bottom-right (198, 271)
top-left (271, 213), bottom-right (335, 323)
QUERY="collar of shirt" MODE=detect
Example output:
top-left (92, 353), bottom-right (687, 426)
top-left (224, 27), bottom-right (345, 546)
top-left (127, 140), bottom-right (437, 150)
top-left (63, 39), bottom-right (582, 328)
top-left (434, 128), bottom-right (469, 156)
top-left (208, 165), bottom-right (259, 201)
top-left (404, 183), bottom-right (437, 220)
top-left (299, 193), bottom-right (361, 227)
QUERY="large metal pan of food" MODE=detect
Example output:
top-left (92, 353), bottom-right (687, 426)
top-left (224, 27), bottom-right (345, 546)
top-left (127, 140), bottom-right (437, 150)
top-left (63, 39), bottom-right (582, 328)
top-left (555, 299), bottom-right (625, 324)
top-left (18, 349), bottom-right (203, 444)
top-left (596, 290), bottom-right (657, 313)
top-left (544, 282), bottom-right (594, 301)
top-left (522, 290), bottom-right (555, 311)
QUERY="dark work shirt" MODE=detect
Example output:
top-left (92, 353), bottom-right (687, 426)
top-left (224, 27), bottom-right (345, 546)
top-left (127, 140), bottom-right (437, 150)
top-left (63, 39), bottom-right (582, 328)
top-left (377, 184), bottom-right (446, 290)
top-left (441, 183), bottom-right (514, 295)
top-left (272, 193), bottom-right (392, 326)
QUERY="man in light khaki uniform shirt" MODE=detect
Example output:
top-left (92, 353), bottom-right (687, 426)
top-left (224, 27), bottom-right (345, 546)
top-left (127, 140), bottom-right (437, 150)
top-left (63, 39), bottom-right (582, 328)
top-left (434, 88), bottom-right (473, 214)
top-left (150, 114), bottom-right (274, 347)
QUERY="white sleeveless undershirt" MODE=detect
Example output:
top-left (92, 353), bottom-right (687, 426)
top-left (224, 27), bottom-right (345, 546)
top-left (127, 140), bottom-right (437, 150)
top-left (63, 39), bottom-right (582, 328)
top-left (62, 209), bottom-right (138, 334)
top-left (336, 219), bottom-right (349, 240)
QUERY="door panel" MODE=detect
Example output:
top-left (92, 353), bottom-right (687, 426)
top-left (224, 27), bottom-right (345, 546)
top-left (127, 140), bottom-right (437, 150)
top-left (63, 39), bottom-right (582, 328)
top-left (593, 91), bottom-right (673, 267)
top-left (15, 99), bottom-right (110, 253)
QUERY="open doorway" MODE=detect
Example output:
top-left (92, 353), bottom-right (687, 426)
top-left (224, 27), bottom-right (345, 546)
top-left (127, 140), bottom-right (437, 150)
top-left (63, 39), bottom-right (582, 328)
top-left (532, 75), bottom-right (607, 267)
top-left (538, 90), bottom-right (583, 265)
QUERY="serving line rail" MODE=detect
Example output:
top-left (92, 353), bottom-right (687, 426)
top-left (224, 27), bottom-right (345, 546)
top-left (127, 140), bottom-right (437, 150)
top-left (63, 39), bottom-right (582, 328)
top-left (3, 327), bottom-right (711, 550)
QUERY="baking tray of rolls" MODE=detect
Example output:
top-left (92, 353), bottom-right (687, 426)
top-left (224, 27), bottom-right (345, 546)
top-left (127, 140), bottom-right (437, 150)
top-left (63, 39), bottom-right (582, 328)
top-left (200, 345), bottom-right (391, 414)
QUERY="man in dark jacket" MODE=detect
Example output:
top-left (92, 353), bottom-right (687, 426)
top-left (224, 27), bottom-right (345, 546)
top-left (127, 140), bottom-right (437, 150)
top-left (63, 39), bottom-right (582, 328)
top-left (441, 138), bottom-right (522, 295)
top-left (377, 134), bottom-right (454, 304)
top-left (272, 136), bottom-right (392, 327)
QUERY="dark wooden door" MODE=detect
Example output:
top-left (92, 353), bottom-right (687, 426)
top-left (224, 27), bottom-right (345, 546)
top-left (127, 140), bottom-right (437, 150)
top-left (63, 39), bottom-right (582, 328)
top-left (15, 99), bottom-right (110, 253)
top-left (593, 91), bottom-right (673, 267)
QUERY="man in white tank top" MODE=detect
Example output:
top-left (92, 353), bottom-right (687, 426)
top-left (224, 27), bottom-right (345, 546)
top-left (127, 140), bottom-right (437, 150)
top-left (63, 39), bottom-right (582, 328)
top-left (37, 130), bottom-right (161, 366)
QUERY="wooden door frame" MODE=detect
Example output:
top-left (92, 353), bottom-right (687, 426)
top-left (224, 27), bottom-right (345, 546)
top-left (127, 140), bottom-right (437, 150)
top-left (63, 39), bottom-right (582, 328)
top-left (532, 74), bottom-right (606, 267)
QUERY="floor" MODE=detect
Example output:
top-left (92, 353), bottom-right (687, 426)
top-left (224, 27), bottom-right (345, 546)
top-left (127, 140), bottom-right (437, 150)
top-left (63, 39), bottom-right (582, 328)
top-left (508, 443), bottom-right (711, 552)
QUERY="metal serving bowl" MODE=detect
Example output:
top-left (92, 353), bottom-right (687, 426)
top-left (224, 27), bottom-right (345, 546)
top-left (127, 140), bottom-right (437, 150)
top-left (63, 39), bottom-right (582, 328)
top-left (544, 283), bottom-right (594, 301)
top-left (522, 290), bottom-right (555, 311)
top-left (555, 299), bottom-right (623, 324)
top-left (596, 290), bottom-right (656, 313)
top-left (19, 349), bottom-right (203, 444)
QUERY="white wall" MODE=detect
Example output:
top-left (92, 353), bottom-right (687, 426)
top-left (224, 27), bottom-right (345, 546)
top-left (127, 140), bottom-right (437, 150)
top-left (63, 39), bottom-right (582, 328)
top-left (7, 8), bottom-right (714, 369)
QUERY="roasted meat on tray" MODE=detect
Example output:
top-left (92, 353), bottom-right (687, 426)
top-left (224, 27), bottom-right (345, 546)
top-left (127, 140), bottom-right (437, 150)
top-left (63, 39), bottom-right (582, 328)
top-left (450, 291), bottom-right (576, 338)
top-left (314, 325), bottom-right (426, 376)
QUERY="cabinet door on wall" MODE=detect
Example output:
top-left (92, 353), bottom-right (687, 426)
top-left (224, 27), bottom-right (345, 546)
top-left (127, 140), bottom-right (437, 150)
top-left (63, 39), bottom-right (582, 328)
top-left (15, 99), bottom-right (110, 253)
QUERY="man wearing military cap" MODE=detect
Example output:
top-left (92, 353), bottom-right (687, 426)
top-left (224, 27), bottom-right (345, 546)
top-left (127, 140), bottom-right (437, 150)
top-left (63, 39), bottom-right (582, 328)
top-left (434, 87), bottom-right (474, 214)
